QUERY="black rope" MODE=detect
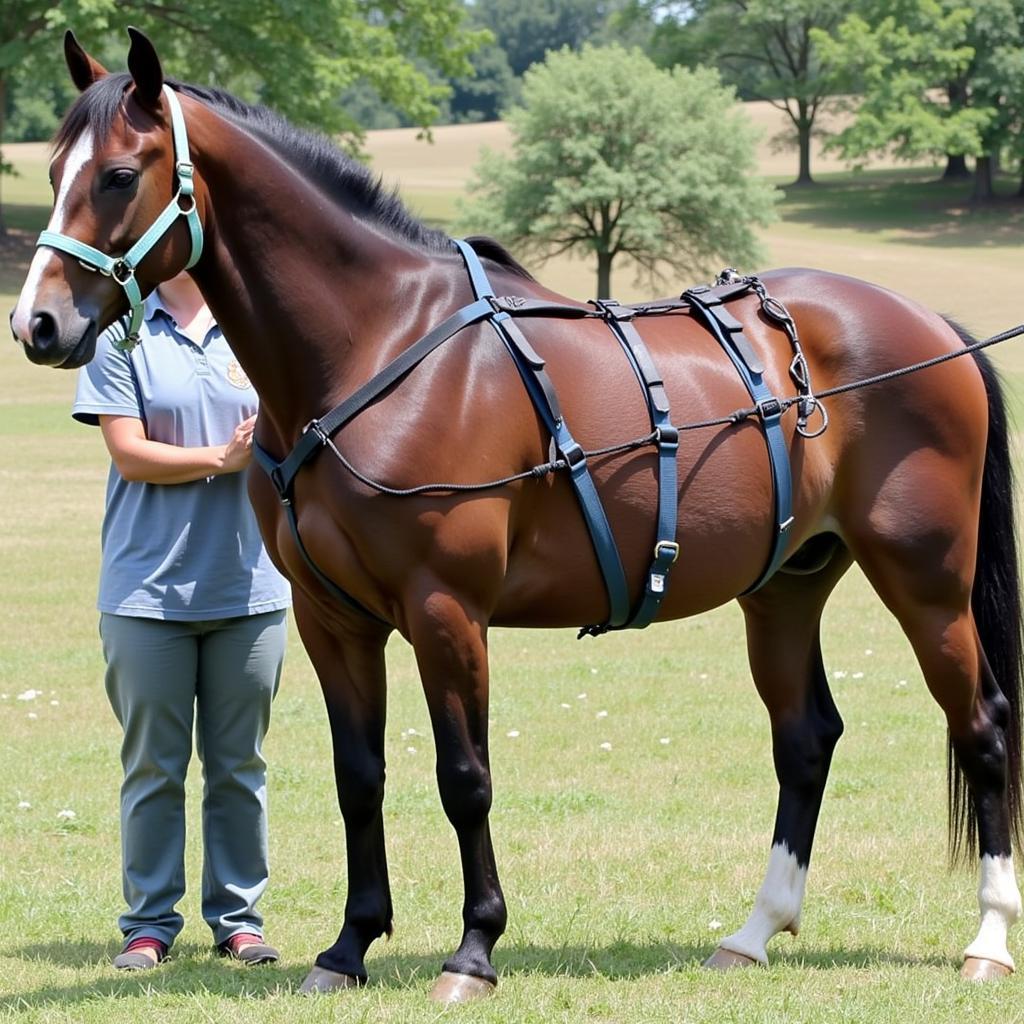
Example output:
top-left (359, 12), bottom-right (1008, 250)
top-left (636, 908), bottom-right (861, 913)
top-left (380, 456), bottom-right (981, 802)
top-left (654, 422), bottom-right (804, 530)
top-left (322, 321), bottom-right (1024, 499)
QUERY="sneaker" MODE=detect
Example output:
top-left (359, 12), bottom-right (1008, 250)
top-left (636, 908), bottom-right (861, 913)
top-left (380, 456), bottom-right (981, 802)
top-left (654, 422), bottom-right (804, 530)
top-left (113, 936), bottom-right (168, 970)
top-left (219, 932), bottom-right (279, 965)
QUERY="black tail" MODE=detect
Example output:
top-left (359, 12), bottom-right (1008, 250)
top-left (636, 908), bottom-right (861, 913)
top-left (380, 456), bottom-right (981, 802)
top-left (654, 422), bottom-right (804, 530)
top-left (945, 320), bottom-right (1024, 862)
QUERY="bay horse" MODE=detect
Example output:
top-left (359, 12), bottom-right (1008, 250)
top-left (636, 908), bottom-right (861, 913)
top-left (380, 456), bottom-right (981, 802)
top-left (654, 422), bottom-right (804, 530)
top-left (11, 29), bottom-right (1024, 1000)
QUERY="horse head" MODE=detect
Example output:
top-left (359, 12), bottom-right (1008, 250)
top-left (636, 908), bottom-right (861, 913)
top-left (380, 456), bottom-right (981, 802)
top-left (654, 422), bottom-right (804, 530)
top-left (10, 29), bottom-right (205, 367)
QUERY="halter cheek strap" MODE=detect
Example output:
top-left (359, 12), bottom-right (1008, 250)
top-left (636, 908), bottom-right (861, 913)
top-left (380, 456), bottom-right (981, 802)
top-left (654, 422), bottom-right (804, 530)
top-left (36, 84), bottom-right (204, 353)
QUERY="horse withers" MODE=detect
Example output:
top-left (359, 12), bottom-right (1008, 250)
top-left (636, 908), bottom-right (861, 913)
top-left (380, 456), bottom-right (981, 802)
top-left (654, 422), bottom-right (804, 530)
top-left (10, 27), bottom-right (1023, 998)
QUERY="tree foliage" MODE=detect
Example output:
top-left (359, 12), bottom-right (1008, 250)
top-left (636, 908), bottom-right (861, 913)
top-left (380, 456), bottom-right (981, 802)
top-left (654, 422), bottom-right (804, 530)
top-left (814, 0), bottom-right (1024, 198)
top-left (617, 0), bottom-right (859, 185)
top-left (0, 0), bottom-right (486, 228)
top-left (457, 44), bottom-right (777, 298)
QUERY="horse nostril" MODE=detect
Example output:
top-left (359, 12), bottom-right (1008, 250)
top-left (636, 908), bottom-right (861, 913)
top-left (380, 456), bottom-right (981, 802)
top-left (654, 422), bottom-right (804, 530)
top-left (30, 311), bottom-right (58, 351)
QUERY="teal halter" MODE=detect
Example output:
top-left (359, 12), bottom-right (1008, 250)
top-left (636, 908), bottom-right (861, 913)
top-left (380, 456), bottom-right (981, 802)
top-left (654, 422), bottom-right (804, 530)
top-left (36, 84), bottom-right (204, 353)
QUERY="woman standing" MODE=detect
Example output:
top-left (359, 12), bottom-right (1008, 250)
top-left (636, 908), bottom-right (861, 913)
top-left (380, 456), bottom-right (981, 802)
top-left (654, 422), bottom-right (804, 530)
top-left (73, 272), bottom-right (291, 970)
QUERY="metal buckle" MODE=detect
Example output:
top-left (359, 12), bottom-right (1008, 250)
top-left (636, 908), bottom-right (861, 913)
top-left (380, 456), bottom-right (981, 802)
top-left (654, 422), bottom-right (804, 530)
top-left (756, 397), bottom-right (782, 420)
top-left (654, 540), bottom-right (679, 564)
top-left (656, 424), bottom-right (679, 446)
top-left (111, 259), bottom-right (135, 285)
top-left (561, 441), bottom-right (586, 469)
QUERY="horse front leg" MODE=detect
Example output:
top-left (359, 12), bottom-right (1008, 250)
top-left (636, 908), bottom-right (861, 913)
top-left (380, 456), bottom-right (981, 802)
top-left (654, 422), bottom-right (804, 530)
top-left (289, 591), bottom-right (395, 994)
top-left (408, 585), bottom-right (506, 1003)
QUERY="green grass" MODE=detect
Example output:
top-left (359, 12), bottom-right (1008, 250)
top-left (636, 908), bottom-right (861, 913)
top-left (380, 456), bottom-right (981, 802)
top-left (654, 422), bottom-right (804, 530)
top-left (5, 139), bottom-right (1024, 1022)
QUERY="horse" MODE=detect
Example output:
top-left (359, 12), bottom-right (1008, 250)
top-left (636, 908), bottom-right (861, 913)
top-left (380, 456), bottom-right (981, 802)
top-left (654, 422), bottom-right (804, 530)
top-left (10, 28), bottom-right (1024, 1001)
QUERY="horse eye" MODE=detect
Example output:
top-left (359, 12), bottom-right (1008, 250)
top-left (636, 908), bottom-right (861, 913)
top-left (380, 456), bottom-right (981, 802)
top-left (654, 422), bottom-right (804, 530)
top-left (106, 169), bottom-right (139, 191)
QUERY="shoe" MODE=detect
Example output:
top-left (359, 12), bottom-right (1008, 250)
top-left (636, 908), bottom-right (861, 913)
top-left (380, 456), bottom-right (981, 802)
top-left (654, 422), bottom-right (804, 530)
top-left (113, 936), bottom-right (168, 970)
top-left (219, 932), bottom-right (279, 965)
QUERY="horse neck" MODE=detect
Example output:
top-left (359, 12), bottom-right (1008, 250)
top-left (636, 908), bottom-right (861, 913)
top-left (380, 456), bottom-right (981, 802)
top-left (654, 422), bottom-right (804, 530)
top-left (183, 99), bottom-right (441, 449)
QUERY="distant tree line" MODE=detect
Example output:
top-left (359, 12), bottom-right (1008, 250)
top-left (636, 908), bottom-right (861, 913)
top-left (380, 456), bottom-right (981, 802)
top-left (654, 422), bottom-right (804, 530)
top-left (5, 0), bottom-right (1024, 204)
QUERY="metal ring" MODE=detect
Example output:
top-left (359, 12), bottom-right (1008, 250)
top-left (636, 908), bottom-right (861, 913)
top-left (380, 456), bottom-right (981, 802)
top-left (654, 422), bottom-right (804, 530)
top-left (177, 193), bottom-right (197, 215)
top-left (111, 260), bottom-right (135, 285)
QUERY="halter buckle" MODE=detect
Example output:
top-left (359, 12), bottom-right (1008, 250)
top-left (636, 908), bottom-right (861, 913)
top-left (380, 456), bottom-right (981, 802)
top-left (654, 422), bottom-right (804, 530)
top-left (111, 259), bottom-right (135, 285)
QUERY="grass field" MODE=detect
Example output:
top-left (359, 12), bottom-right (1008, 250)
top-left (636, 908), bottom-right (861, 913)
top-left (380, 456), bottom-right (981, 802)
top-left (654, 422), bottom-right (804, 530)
top-left (3, 102), bottom-right (1024, 1023)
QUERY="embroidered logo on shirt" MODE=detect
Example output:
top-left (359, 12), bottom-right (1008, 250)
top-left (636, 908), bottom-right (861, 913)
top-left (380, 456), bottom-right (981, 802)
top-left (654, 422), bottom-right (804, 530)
top-left (226, 360), bottom-right (252, 390)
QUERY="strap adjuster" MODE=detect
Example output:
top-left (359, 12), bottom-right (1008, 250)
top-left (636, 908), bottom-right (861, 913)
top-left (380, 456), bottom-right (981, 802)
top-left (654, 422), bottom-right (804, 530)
top-left (757, 397), bottom-right (783, 420)
top-left (656, 424), bottom-right (679, 447)
top-left (654, 540), bottom-right (679, 564)
top-left (561, 441), bottom-right (586, 469)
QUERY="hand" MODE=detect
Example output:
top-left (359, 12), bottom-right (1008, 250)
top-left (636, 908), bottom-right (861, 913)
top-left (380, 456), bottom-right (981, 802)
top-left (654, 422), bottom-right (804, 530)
top-left (221, 414), bottom-right (257, 474)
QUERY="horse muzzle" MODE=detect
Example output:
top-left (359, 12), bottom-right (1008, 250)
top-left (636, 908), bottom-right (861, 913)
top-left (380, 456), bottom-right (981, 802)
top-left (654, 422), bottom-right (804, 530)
top-left (10, 307), bottom-right (97, 368)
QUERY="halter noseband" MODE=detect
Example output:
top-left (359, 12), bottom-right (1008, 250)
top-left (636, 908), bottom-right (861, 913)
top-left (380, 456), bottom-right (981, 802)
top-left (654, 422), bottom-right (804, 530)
top-left (36, 84), bottom-right (204, 353)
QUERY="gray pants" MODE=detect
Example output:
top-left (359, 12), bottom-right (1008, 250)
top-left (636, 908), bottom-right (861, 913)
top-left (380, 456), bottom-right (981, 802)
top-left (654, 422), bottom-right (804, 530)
top-left (100, 610), bottom-right (286, 948)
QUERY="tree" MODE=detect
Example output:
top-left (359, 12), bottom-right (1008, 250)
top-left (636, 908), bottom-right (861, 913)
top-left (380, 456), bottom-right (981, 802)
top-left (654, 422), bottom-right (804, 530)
top-left (813, 0), bottom-right (1022, 200)
top-left (470, 0), bottom-right (622, 77)
top-left (0, 0), bottom-right (486, 231)
top-left (457, 44), bottom-right (777, 298)
top-left (616, 0), bottom-right (858, 186)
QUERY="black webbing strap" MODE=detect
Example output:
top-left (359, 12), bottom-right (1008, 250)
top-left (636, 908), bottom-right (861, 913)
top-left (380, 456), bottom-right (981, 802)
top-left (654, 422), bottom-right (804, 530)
top-left (595, 300), bottom-right (679, 630)
top-left (682, 289), bottom-right (795, 592)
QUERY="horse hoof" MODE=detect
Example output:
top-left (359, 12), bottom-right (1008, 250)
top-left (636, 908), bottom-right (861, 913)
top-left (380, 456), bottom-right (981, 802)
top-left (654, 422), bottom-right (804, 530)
top-left (429, 971), bottom-right (497, 1003)
top-left (703, 947), bottom-right (760, 970)
top-left (961, 956), bottom-right (1013, 982)
top-left (298, 966), bottom-right (361, 993)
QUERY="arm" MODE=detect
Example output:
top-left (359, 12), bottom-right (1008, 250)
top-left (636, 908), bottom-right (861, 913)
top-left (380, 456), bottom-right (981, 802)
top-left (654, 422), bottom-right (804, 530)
top-left (99, 414), bottom-right (256, 485)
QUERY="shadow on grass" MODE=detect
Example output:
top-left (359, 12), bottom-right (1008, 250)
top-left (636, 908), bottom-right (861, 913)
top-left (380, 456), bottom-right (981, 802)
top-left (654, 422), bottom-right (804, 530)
top-left (2, 937), bottom-right (956, 1008)
top-left (778, 169), bottom-right (1024, 247)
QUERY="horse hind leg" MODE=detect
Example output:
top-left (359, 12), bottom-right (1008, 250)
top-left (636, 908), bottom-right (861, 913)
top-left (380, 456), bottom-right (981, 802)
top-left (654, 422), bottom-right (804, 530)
top-left (706, 548), bottom-right (852, 969)
top-left (847, 490), bottom-right (1023, 978)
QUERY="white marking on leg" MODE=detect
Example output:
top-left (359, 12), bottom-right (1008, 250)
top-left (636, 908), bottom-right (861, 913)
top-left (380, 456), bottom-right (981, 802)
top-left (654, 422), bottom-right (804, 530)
top-left (11, 130), bottom-right (94, 339)
top-left (964, 854), bottom-right (1021, 970)
top-left (719, 843), bottom-right (808, 964)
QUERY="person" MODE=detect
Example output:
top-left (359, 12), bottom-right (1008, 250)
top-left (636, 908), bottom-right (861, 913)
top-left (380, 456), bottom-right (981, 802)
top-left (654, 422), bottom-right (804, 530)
top-left (73, 272), bottom-right (291, 971)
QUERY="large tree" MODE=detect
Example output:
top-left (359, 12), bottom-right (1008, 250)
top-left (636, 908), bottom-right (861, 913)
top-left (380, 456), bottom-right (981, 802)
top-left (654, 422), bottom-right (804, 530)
top-left (457, 44), bottom-right (777, 298)
top-left (813, 0), bottom-right (1024, 200)
top-left (618, 0), bottom-right (858, 186)
top-left (0, 0), bottom-right (485, 231)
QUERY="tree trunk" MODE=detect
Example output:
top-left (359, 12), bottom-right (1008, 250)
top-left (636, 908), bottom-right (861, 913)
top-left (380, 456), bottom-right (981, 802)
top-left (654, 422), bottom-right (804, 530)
top-left (794, 120), bottom-right (814, 186)
top-left (973, 155), bottom-right (994, 201)
top-left (596, 250), bottom-right (613, 299)
top-left (942, 154), bottom-right (970, 180)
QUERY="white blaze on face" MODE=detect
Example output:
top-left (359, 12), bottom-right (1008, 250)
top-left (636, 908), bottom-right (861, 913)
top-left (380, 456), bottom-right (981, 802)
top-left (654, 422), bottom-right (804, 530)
top-left (11, 129), bottom-right (95, 340)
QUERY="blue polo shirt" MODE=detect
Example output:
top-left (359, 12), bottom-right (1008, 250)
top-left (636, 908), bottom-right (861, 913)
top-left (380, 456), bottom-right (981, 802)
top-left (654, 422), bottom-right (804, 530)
top-left (73, 295), bottom-right (291, 621)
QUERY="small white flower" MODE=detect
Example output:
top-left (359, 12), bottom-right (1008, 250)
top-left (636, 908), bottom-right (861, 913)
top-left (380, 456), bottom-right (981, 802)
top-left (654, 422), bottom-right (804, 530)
top-left (17, 801), bottom-right (30, 810)
top-left (1, 694), bottom-right (8, 700)
top-left (27, 713), bottom-right (38, 720)
top-left (590, 667), bottom-right (598, 675)
top-left (599, 742), bottom-right (612, 751)
top-left (596, 710), bottom-right (608, 719)
top-left (577, 693), bottom-right (587, 700)
top-left (16, 689), bottom-right (42, 702)
top-left (897, 679), bottom-right (908, 688)
top-left (709, 919), bottom-right (723, 931)
top-left (560, 703), bottom-right (571, 709)
top-left (833, 670), bottom-right (847, 679)
top-left (50, 700), bottom-right (59, 707)
top-left (852, 672), bottom-right (864, 680)
top-left (699, 673), bottom-right (708, 680)
top-left (659, 737), bottom-right (671, 745)
top-left (407, 727), bottom-right (419, 737)
top-left (406, 746), bottom-right (417, 754)
top-left (57, 809), bottom-right (76, 821)
top-left (506, 730), bottom-right (520, 739)
top-left (865, 649), bottom-right (873, 656)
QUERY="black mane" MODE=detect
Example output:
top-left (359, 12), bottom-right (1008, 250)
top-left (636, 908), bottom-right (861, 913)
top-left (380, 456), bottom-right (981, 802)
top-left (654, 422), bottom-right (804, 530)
top-left (53, 72), bottom-right (533, 279)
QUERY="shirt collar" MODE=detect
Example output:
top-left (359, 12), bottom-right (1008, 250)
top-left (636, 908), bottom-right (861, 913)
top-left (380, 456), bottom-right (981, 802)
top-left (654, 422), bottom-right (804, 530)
top-left (143, 290), bottom-right (170, 324)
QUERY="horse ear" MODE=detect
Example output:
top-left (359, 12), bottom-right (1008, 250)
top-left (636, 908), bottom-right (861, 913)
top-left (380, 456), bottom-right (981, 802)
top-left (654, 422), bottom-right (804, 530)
top-left (126, 26), bottom-right (164, 110)
top-left (64, 30), bottom-right (108, 92)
